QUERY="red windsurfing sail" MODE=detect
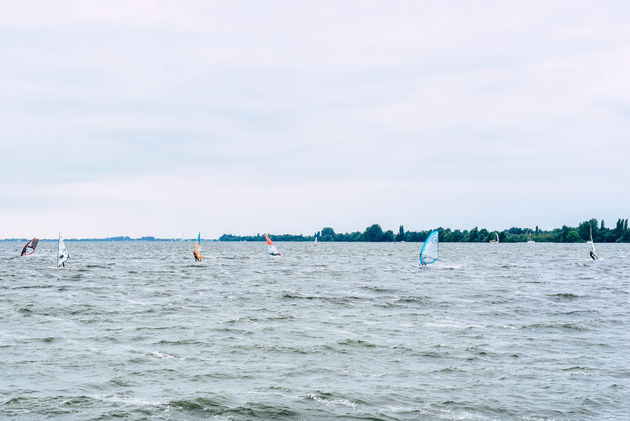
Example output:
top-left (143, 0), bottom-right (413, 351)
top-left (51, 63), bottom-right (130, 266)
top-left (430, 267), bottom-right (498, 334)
top-left (21, 238), bottom-right (39, 256)
top-left (264, 233), bottom-right (280, 256)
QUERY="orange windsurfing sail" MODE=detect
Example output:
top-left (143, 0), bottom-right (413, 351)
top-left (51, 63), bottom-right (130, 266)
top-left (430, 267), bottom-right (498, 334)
top-left (194, 232), bottom-right (202, 262)
top-left (265, 233), bottom-right (280, 256)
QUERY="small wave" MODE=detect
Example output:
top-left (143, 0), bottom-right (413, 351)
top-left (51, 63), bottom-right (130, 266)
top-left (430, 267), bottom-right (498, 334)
top-left (281, 293), bottom-right (368, 305)
top-left (361, 285), bottom-right (398, 293)
top-left (166, 396), bottom-right (225, 412)
top-left (156, 339), bottom-right (202, 346)
top-left (337, 338), bottom-right (376, 348)
top-left (562, 366), bottom-right (594, 372)
top-left (305, 391), bottom-right (359, 409)
top-left (151, 350), bottom-right (184, 360)
top-left (396, 296), bottom-right (427, 304)
top-left (166, 397), bottom-right (297, 419)
top-left (522, 322), bottom-right (587, 331)
top-left (549, 293), bottom-right (580, 299)
top-left (435, 367), bottom-right (462, 373)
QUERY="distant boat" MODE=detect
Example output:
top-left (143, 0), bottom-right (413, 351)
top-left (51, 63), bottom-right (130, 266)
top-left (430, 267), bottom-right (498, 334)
top-left (314, 235), bottom-right (318, 246)
top-left (589, 225), bottom-right (598, 260)
top-left (57, 233), bottom-right (69, 268)
top-left (490, 232), bottom-right (499, 243)
top-left (265, 233), bottom-right (281, 256)
top-left (194, 232), bottom-right (202, 262)
top-left (419, 230), bottom-right (439, 266)
top-left (21, 238), bottom-right (39, 256)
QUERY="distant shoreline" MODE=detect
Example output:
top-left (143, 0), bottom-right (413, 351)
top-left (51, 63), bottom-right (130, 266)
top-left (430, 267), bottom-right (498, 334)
top-left (3, 218), bottom-right (629, 243)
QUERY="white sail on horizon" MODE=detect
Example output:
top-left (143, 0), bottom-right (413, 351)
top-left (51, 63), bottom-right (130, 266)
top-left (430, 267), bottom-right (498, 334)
top-left (57, 233), bottom-right (68, 267)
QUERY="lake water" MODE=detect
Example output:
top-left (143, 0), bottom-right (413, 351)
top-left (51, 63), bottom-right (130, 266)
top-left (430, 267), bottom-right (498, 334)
top-left (1, 242), bottom-right (629, 420)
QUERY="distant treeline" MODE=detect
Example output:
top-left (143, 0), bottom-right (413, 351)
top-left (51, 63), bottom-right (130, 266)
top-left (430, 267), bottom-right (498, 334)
top-left (0, 236), bottom-right (172, 242)
top-left (219, 218), bottom-right (630, 243)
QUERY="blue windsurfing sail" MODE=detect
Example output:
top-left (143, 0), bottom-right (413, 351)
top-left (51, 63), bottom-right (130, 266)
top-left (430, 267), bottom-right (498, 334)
top-left (420, 230), bottom-right (439, 266)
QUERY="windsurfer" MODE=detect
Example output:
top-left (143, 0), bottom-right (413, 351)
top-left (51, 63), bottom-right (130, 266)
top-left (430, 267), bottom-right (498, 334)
top-left (589, 250), bottom-right (598, 260)
top-left (194, 251), bottom-right (201, 262)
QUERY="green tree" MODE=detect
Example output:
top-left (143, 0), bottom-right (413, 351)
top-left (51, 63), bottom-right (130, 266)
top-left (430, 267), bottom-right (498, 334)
top-left (566, 230), bottom-right (581, 242)
top-left (320, 227), bottom-right (336, 241)
top-left (382, 230), bottom-right (395, 242)
top-left (466, 227), bottom-right (479, 242)
top-left (364, 224), bottom-right (384, 242)
top-left (396, 225), bottom-right (405, 242)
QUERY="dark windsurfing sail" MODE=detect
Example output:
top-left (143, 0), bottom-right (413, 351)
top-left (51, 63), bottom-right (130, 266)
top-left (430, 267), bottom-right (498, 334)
top-left (21, 238), bottom-right (39, 256)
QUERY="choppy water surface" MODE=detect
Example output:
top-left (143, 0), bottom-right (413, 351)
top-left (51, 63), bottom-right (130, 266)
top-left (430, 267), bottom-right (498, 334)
top-left (1, 242), bottom-right (629, 420)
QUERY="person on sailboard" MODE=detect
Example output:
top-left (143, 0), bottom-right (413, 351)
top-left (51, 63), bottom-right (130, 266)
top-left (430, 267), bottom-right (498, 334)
top-left (194, 251), bottom-right (201, 262)
top-left (589, 250), bottom-right (598, 260)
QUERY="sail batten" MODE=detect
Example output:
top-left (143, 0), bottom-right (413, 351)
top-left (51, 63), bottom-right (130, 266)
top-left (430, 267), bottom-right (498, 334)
top-left (420, 230), bottom-right (439, 266)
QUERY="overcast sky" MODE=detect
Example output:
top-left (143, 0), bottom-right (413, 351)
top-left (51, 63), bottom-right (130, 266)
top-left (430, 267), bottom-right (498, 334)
top-left (1, 1), bottom-right (629, 238)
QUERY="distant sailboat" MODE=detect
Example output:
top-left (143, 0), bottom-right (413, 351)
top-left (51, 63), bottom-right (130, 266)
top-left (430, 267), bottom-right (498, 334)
top-left (21, 238), bottom-right (39, 256)
top-left (419, 230), bottom-right (439, 266)
top-left (527, 233), bottom-right (535, 244)
top-left (314, 235), bottom-right (318, 246)
top-left (265, 233), bottom-right (281, 256)
top-left (57, 233), bottom-right (69, 268)
top-left (194, 232), bottom-right (202, 262)
top-left (589, 225), bottom-right (598, 260)
top-left (490, 232), bottom-right (499, 243)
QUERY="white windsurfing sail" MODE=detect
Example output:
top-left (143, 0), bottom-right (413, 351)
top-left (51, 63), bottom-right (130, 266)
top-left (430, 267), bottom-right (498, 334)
top-left (589, 225), bottom-right (598, 259)
top-left (419, 230), bottom-right (439, 266)
top-left (265, 233), bottom-right (281, 256)
top-left (314, 235), bottom-right (318, 246)
top-left (57, 233), bottom-right (69, 267)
